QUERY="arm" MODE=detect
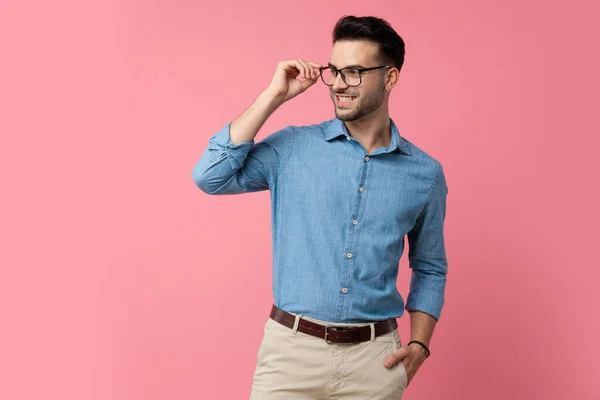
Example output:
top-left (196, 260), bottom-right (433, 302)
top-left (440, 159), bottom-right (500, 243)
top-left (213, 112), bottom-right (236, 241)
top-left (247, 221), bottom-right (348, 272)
top-left (384, 164), bottom-right (448, 374)
top-left (229, 89), bottom-right (284, 146)
top-left (191, 91), bottom-right (289, 195)
top-left (405, 163), bottom-right (449, 345)
top-left (192, 59), bottom-right (322, 195)
top-left (407, 310), bottom-right (436, 358)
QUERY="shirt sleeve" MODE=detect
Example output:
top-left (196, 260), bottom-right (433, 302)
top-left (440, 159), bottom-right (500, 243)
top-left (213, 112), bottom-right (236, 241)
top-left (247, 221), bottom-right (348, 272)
top-left (192, 122), bottom-right (295, 195)
top-left (405, 163), bottom-right (449, 321)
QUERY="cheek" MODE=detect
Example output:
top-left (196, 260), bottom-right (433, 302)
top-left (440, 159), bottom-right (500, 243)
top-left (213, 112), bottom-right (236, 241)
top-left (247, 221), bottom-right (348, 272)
top-left (352, 90), bottom-right (364, 100)
top-left (356, 91), bottom-right (370, 103)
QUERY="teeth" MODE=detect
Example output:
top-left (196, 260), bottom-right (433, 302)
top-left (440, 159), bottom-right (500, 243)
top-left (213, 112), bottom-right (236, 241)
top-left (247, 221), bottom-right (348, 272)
top-left (338, 96), bottom-right (355, 101)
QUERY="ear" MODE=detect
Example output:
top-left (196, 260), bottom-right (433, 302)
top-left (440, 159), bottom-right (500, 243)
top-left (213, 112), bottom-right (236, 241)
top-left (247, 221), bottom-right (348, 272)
top-left (385, 68), bottom-right (400, 91)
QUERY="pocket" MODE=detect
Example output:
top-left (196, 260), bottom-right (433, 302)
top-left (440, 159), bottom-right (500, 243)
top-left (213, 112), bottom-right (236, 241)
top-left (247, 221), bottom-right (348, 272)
top-left (256, 319), bottom-right (274, 364)
top-left (264, 317), bottom-right (276, 331)
top-left (397, 358), bottom-right (408, 389)
top-left (390, 332), bottom-right (408, 389)
top-left (392, 329), bottom-right (402, 350)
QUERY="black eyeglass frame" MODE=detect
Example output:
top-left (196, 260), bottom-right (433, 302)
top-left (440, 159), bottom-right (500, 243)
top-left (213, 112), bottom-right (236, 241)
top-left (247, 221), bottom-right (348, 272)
top-left (319, 65), bottom-right (393, 87)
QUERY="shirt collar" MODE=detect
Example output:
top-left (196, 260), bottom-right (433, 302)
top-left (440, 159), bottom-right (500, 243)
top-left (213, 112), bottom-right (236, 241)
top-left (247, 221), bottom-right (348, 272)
top-left (323, 118), bottom-right (412, 156)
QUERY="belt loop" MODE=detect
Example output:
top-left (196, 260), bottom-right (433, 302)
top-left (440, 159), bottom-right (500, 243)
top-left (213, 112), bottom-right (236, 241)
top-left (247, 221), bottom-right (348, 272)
top-left (369, 323), bottom-right (376, 341)
top-left (292, 314), bottom-right (303, 334)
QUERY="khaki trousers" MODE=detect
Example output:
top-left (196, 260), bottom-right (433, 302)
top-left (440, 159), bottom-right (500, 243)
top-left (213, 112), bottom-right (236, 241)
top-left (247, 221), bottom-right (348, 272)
top-left (250, 313), bottom-right (408, 399)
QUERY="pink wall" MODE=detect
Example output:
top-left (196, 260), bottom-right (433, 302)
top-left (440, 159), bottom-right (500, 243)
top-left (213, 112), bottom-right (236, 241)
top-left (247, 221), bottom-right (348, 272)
top-left (1, 0), bottom-right (599, 399)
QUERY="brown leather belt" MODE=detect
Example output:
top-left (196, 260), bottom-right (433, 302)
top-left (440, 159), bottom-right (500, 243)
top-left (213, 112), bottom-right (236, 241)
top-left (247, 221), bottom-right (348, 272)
top-left (269, 304), bottom-right (397, 344)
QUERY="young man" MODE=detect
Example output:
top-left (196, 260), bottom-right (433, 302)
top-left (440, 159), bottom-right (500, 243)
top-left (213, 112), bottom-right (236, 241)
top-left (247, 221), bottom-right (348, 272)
top-left (193, 15), bottom-right (448, 399)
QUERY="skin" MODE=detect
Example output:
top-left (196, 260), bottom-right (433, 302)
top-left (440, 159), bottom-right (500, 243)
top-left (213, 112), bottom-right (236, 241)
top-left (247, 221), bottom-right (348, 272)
top-left (327, 40), bottom-right (395, 154)
top-left (228, 40), bottom-right (437, 388)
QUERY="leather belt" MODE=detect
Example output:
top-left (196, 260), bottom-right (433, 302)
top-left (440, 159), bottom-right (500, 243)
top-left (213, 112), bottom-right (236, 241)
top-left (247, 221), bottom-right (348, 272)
top-left (269, 304), bottom-right (397, 344)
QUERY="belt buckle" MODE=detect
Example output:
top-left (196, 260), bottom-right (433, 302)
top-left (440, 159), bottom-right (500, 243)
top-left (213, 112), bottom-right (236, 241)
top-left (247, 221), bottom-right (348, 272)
top-left (324, 326), bottom-right (360, 344)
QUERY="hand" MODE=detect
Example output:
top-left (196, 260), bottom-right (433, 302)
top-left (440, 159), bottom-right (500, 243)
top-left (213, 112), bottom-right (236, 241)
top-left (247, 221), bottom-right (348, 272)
top-left (383, 342), bottom-right (428, 386)
top-left (265, 59), bottom-right (323, 103)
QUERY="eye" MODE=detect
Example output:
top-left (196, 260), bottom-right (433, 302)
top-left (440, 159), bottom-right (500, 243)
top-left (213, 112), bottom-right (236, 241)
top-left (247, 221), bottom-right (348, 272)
top-left (346, 69), bottom-right (360, 78)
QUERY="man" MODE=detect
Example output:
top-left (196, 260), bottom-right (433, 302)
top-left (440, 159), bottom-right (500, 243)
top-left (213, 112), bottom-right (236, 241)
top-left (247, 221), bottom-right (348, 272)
top-left (193, 15), bottom-right (448, 399)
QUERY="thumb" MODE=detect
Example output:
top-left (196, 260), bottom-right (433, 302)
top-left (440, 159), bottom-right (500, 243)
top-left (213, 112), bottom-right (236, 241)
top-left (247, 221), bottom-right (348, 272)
top-left (300, 75), bottom-right (319, 91)
top-left (384, 346), bottom-right (409, 368)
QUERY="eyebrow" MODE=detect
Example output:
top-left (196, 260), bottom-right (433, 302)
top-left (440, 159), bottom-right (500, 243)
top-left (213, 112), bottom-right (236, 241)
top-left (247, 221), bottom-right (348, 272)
top-left (328, 62), bottom-right (366, 69)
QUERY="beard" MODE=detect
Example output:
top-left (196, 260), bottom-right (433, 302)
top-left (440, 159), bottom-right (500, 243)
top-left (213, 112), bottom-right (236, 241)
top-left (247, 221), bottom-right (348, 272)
top-left (332, 78), bottom-right (386, 122)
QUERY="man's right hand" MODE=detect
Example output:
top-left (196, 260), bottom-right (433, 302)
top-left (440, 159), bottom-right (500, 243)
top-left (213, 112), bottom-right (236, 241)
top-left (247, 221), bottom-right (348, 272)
top-left (226, 59), bottom-right (323, 147)
top-left (266, 59), bottom-right (323, 104)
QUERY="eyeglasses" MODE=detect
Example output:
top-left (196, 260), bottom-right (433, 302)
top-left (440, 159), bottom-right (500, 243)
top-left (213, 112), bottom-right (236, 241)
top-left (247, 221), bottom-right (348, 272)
top-left (319, 65), bottom-right (392, 87)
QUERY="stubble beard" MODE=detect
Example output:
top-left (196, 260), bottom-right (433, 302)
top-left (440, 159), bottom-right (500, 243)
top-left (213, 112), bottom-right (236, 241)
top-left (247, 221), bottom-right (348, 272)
top-left (333, 80), bottom-right (386, 122)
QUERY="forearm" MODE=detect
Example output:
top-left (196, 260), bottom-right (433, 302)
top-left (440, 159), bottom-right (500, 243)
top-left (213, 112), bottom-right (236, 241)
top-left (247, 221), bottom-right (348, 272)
top-left (409, 310), bottom-right (436, 347)
top-left (229, 89), bottom-right (284, 145)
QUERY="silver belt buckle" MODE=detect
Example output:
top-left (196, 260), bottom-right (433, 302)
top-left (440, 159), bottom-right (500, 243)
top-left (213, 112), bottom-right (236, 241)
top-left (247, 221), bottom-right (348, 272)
top-left (324, 326), bottom-right (334, 343)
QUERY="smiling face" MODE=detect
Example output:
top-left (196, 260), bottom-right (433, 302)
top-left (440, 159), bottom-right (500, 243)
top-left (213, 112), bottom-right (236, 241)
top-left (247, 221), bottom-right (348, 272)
top-left (328, 40), bottom-right (390, 122)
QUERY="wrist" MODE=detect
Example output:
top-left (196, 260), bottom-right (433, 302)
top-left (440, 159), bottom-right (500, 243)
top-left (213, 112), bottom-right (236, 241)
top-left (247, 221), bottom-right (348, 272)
top-left (407, 340), bottom-right (431, 359)
top-left (408, 343), bottom-right (427, 358)
top-left (261, 88), bottom-right (286, 107)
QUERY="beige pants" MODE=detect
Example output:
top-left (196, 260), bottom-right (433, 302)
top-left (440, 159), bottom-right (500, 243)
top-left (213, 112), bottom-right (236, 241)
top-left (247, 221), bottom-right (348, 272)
top-left (250, 313), bottom-right (408, 399)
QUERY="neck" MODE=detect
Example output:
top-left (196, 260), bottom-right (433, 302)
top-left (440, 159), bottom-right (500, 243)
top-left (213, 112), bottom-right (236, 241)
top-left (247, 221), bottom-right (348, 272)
top-left (343, 107), bottom-right (392, 154)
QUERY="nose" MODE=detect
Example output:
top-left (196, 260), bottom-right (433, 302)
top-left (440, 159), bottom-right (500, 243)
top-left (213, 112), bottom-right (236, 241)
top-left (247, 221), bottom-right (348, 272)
top-left (331, 73), bottom-right (348, 92)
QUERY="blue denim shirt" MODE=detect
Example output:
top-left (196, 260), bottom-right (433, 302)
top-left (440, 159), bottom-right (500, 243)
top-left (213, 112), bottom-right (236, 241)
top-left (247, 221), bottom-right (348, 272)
top-left (192, 118), bottom-right (448, 323)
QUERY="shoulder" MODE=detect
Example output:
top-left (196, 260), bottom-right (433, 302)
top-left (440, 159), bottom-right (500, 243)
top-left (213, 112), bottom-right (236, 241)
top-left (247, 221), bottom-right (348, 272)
top-left (402, 137), bottom-right (448, 194)
top-left (261, 119), bottom-right (336, 144)
top-left (293, 118), bottom-right (338, 138)
top-left (404, 137), bottom-right (443, 167)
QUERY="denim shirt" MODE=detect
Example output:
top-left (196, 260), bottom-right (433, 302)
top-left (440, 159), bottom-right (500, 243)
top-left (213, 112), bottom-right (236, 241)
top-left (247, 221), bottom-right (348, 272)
top-left (192, 118), bottom-right (448, 323)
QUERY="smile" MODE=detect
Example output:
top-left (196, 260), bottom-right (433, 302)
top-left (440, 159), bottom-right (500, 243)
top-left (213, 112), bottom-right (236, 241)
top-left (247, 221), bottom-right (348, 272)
top-left (335, 95), bottom-right (357, 107)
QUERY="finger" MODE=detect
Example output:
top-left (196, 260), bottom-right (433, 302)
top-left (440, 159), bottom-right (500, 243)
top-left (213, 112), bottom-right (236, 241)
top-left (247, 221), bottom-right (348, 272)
top-left (279, 60), bottom-right (300, 78)
top-left (300, 74), bottom-right (318, 91)
top-left (309, 62), bottom-right (322, 79)
top-left (315, 66), bottom-right (322, 79)
top-left (308, 61), bottom-right (321, 80)
top-left (384, 346), bottom-right (409, 368)
top-left (300, 59), bottom-right (316, 81)
top-left (302, 59), bottom-right (314, 80)
top-left (306, 60), bottom-right (317, 80)
top-left (295, 60), bottom-right (305, 80)
top-left (296, 59), bottom-right (309, 80)
top-left (304, 61), bottom-right (315, 81)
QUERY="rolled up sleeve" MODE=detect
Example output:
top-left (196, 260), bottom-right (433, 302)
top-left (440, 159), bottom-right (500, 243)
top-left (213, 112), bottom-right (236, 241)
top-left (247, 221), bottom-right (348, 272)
top-left (192, 122), bottom-right (294, 195)
top-left (405, 163), bottom-right (449, 321)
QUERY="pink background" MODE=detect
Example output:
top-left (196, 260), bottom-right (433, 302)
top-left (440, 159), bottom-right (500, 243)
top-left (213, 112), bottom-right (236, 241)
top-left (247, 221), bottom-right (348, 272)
top-left (1, 0), bottom-right (599, 399)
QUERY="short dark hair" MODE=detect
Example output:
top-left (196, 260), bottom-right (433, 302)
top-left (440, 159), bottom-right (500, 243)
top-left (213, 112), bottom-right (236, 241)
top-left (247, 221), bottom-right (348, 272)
top-left (332, 15), bottom-right (405, 71)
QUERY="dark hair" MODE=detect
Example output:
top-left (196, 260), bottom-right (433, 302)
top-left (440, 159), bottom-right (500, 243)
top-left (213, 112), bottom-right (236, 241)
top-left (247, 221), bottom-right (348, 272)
top-left (332, 15), bottom-right (405, 71)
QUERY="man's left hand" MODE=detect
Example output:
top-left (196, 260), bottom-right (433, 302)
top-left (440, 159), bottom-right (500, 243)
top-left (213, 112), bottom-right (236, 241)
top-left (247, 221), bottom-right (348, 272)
top-left (383, 342), bottom-right (428, 386)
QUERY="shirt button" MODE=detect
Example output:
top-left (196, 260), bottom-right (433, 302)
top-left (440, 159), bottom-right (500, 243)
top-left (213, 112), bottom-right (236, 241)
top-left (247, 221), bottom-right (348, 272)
top-left (341, 288), bottom-right (348, 294)
top-left (359, 187), bottom-right (365, 192)
top-left (346, 253), bottom-right (353, 259)
top-left (347, 136), bottom-right (351, 140)
top-left (364, 156), bottom-right (370, 162)
top-left (352, 220), bottom-right (358, 225)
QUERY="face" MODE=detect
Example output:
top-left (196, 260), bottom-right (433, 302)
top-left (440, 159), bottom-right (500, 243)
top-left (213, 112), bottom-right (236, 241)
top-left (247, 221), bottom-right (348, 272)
top-left (327, 40), bottom-right (390, 122)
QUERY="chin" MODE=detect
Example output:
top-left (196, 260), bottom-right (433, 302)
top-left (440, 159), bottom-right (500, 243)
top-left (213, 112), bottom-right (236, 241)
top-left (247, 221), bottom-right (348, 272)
top-left (335, 109), bottom-right (360, 122)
